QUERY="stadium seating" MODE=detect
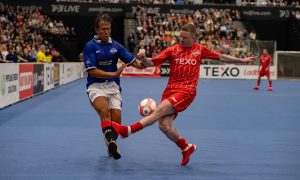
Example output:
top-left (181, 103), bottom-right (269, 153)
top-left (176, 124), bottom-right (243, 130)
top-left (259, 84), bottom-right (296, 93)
top-left (134, 7), bottom-right (252, 60)
top-left (0, 4), bottom-right (75, 63)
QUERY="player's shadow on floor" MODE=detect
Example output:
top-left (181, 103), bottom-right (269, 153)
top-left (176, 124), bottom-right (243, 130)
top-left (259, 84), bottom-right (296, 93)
top-left (96, 156), bottom-right (227, 177)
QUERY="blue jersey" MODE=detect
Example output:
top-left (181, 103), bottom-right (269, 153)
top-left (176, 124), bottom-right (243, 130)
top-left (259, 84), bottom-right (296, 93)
top-left (83, 36), bottom-right (135, 88)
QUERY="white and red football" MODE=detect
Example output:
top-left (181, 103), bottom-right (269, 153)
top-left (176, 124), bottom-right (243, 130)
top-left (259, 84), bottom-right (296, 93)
top-left (138, 98), bottom-right (157, 117)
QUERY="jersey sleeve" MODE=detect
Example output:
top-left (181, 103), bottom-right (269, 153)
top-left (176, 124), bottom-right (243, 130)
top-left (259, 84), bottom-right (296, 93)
top-left (83, 43), bottom-right (97, 71)
top-left (201, 46), bottom-right (220, 59)
top-left (152, 47), bottom-right (173, 66)
top-left (117, 43), bottom-right (135, 65)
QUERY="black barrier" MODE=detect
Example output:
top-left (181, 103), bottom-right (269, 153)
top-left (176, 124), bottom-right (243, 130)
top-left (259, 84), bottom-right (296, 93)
top-left (1, 0), bottom-right (125, 16)
top-left (160, 63), bottom-right (170, 77)
top-left (33, 64), bottom-right (44, 94)
top-left (2, 0), bottom-right (299, 20)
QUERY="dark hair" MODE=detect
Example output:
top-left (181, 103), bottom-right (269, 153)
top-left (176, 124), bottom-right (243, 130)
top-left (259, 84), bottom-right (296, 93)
top-left (180, 24), bottom-right (196, 35)
top-left (95, 13), bottom-right (112, 30)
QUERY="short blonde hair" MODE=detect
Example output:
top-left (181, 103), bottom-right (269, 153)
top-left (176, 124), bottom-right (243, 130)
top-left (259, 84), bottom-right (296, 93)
top-left (180, 24), bottom-right (196, 35)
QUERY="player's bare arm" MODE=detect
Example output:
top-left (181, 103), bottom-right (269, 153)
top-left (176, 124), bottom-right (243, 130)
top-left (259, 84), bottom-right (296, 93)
top-left (129, 58), bottom-right (151, 69)
top-left (219, 54), bottom-right (256, 63)
top-left (87, 63), bottom-right (127, 78)
top-left (129, 52), bottom-right (155, 69)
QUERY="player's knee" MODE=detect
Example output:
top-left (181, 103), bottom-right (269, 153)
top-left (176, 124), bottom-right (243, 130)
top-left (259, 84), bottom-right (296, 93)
top-left (154, 106), bottom-right (169, 118)
top-left (97, 108), bottom-right (111, 119)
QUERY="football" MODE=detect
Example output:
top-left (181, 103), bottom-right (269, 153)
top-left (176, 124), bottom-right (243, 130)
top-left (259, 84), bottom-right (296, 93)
top-left (138, 98), bottom-right (157, 117)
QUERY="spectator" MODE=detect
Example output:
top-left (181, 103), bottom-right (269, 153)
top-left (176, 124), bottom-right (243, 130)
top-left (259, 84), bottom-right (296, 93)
top-left (19, 48), bottom-right (35, 62)
top-left (0, 43), bottom-right (9, 63)
top-left (16, 46), bottom-right (28, 63)
top-left (45, 48), bottom-right (53, 62)
top-left (36, 45), bottom-right (49, 63)
top-left (127, 31), bottom-right (136, 53)
top-left (176, 0), bottom-right (185, 5)
top-left (0, 46), bottom-right (6, 63)
top-left (249, 31), bottom-right (256, 40)
top-left (78, 52), bottom-right (84, 62)
top-left (220, 24), bottom-right (227, 38)
top-left (6, 47), bottom-right (18, 63)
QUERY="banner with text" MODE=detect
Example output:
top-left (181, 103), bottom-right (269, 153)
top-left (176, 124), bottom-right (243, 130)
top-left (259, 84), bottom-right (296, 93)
top-left (200, 65), bottom-right (277, 80)
top-left (34, 64), bottom-right (44, 94)
top-left (44, 63), bottom-right (54, 91)
top-left (54, 63), bottom-right (60, 87)
top-left (0, 62), bottom-right (84, 109)
top-left (19, 64), bottom-right (34, 100)
top-left (3, 0), bottom-right (298, 20)
top-left (122, 66), bottom-right (161, 77)
top-left (0, 64), bottom-right (19, 108)
top-left (60, 63), bottom-right (65, 85)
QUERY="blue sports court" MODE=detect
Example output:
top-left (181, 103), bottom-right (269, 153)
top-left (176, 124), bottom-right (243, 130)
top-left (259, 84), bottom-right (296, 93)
top-left (1, 78), bottom-right (300, 180)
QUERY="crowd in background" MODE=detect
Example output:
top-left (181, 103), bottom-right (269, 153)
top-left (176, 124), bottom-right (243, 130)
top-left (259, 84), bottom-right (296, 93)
top-left (2, 1), bottom-right (295, 63)
top-left (131, 6), bottom-right (254, 60)
top-left (0, 4), bottom-right (75, 63)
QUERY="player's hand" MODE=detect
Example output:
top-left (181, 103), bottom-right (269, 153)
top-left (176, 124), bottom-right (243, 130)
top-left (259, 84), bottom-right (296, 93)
top-left (136, 52), bottom-right (146, 61)
top-left (241, 57), bottom-right (256, 63)
top-left (115, 64), bottom-right (127, 76)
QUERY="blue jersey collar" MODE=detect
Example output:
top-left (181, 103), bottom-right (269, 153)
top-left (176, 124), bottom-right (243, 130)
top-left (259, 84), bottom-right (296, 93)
top-left (93, 35), bottom-right (112, 44)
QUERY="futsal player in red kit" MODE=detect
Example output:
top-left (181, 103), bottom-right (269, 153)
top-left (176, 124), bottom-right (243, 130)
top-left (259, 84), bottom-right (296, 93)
top-left (253, 49), bottom-right (273, 91)
top-left (102, 24), bottom-right (255, 166)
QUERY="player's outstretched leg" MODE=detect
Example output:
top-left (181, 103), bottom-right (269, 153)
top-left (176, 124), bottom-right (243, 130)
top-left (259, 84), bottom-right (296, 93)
top-left (108, 100), bottom-right (175, 138)
top-left (159, 115), bottom-right (197, 166)
top-left (104, 120), bottom-right (143, 138)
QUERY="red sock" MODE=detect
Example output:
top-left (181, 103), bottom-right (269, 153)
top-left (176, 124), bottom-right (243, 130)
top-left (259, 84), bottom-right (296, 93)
top-left (269, 80), bottom-right (272, 87)
top-left (129, 122), bottom-right (143, 134)
top-left (116, 122), bottom-right (143, 138)
top-left (257, 79), bottom-right (261, 86)
top-left (101, 120), bottom-right (118, 141)
top-left (176, 138), bottom-right (189, 151)
top-left (101, 120), bottom-right (111, 129)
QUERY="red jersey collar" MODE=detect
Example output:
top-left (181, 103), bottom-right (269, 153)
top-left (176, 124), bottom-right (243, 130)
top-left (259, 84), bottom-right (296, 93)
top-left (178, 43), bottom-right (197, 51)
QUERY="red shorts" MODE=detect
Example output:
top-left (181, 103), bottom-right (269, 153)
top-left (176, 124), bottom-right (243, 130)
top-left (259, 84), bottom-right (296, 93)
top-left (259, 70), bottom-right (270, 77)
top-left (161, 88), bottom-right (196, 113)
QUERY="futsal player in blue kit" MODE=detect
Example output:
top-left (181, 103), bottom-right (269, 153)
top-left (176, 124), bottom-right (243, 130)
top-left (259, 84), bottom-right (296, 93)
top-left (83, 14), bottom-right (146, 159)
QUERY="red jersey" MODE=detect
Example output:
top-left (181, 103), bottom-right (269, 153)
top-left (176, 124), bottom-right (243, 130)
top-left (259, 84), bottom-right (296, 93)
top-left (260, 55), bottom-right (271, 70)
top-left (152, 43), bottom-right (220, 90)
